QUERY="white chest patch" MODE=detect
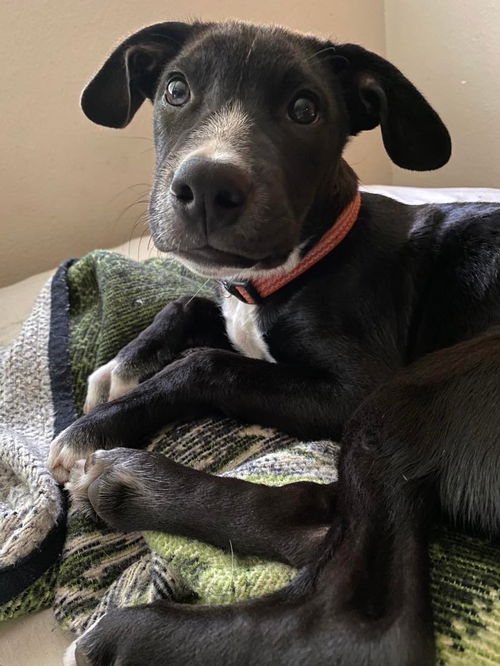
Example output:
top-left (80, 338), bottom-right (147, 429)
top-left (221, 296), bottom-right (275, 363)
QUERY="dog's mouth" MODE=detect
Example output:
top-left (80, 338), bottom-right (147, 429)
top-left (177, 246), bottom-right (257, 268)
top-left (173, 245), bottom-right (293, 279)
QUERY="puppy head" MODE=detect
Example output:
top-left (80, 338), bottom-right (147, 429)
top-left (82, 21), bottom-right (451, 280)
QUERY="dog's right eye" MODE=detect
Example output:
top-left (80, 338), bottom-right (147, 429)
top-left (165, 77), bottom-right (190, 106)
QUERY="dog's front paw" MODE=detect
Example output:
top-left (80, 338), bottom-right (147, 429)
top-left (65, 608), bottom-right (150, 666)
top-left (65, 447), bottom-right (150, 529)
top-left (63, 616), bottom-right (106, 666)
top-left (84, 359), bottom-right (139, 414)
top-left (48, 426), bottom-right (94, 485)
top-left (48, 413), bottom-right (122, 484)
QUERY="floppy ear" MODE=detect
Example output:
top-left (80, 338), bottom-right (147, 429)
top-left (333, 44), bottom-right (451, 171)
top-left (81, 22), bottom-right (197, 129)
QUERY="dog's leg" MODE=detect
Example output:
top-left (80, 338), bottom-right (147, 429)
top-left (67, 331), bottom-right (500, 666)
top-left (67, 447), bottom-right (336, 566)
top-left (50, 297), bottom-right (233, 482)
top-left (83, 296), bottom-right (230, 413)
top-left (49, 345), bottom-right (379, 482)
top-left (67, 409), bottom-right (437, 666)
top-left (69, 521), bottom-right (434, 666)
top-left (67, 553), bottom-right (427, 666)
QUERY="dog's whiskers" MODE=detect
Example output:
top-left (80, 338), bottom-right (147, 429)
top-left (229, 539), bottom-right (236, 599)
top-left (106, 181), bottom-right (151, 206)
top-left (113, 198), bottom-right (151, 239)
top-left (184, 278), bottom-right (211, 305)
top-left (128, 211), bottom-right (150, 261)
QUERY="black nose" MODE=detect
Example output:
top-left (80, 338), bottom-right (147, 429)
top-left (170, 157), bottom-right (251, 232)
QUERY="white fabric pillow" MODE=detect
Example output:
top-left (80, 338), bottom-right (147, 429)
top-left (361, 185), bottom-right (500, 204)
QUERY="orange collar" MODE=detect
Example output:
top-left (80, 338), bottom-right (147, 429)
top-left (221, 191), bottom-right (361, 304)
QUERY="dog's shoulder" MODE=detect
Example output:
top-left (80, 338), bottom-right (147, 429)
top-left (361, 191), bottom-right (500, 235)
top-left (359, 192), bottom-right (500, 263)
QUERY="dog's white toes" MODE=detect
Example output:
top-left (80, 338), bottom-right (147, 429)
top-left (51, 463), bottom-right (72, 485)
top-left (84, 359), bottom-right (118, 413)
top-left (48, 426), bottom-right (98, 484)
top-left (62, 615), bottom-right (105, 666)
top-left (47, 427), bottom-right (69, 468)
top-left (62, 639), bottom-right (78, 666)
top-left (84, 359), bottom-right (139, 412)
top-left (48, 428), bottom-right (79, 484)
top-left (108, 368), bottom-right (139, 402)
top-left (65, 458), bottom-right (87, 498)
top-left (65, 450), bottom-right (111, 501)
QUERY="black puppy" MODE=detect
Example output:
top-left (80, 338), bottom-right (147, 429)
top-left (50, 21), bottom-right (500, 666)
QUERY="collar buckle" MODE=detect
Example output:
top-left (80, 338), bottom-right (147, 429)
top-left (221, 280), bottom-right (263, 304)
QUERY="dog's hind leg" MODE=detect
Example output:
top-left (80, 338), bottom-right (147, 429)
top-left (68, 425), bottom-right (436, 666)
top-left (353, 327), bottom-right (500, 538)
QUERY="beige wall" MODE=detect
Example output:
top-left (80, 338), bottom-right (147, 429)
top-left (3, 2), bottom-right (500, 287)
top-left (386, 0), bottom-right (500, 188)
top-left (0, 0), bottom-right (387, 286)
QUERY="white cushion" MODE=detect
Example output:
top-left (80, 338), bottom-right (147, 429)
top-left (361, 185), bottom-right (500, 204)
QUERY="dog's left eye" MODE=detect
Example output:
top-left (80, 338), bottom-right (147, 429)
top-left (288, 94), bottom-right (319, 124)
top-left (165, 77), bottom-right (190, 106)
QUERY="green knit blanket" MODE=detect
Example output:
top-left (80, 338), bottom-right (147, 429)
top-left (1, 251), bottom-right (499, 665)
